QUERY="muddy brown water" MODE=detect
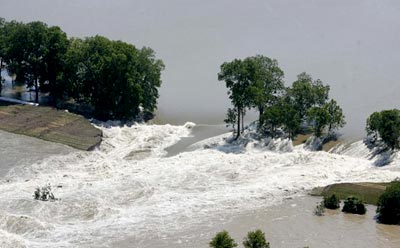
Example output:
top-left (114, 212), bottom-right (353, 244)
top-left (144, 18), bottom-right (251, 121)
top-left (115, 195), bottom-right (400, 248)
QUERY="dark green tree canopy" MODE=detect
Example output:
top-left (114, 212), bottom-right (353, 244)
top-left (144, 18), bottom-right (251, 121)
top-left (376, 181), bottom-right (400, 224)
top-left (1, 17), bottom-right (164, 121)
top-left (209, 230), bottom-right (238, 248)
top-left (366, 109), bottom-right (400, 150)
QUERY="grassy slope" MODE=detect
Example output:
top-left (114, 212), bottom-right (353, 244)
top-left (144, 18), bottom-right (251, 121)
top-left (0, 104), bottom-right (102, 150)
top-left (311, 182), bottom-right (390, 205)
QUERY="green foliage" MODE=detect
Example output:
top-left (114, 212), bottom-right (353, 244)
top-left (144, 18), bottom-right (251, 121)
top-left (307, 106), bottom-right (330, 137)
top-left (209, 230), bottom-right (238, 248)
top-left (288, 72), bottom-right (330, 120)
top-left (323, 194), bottom-right (341, 209)
top-left (366, 109), bottom-right (400, 149)
top-left (376, 181), bottom-right (400, 224)
top-left (0, 17), bottom-right (163, 121)
top-left (325, 99), bottom-right (346, 133)
top-left (242, 229), bottom-right (270, 248)
top-left (342, 197), bottom-right (366, 215)
top-left (218, 58), bottom-right (252, 139)
top-left (224, 108), bottom-right (237, 130)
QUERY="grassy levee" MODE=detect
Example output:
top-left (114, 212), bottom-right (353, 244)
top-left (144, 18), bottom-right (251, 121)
top-left (311, 182), bottom-right (391, 205)
top-left (0, 104), bottom-right (102, 150)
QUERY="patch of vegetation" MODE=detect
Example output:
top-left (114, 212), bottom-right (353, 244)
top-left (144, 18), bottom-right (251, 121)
top-left (33, 184), bottom-right (57, 201)
top-left (311, 182), bottom-right (389, 205)
top-left (366, 109), bottom-right (400, 150)
top-left (323, 194), bottom-right (340, 209)
top-left (209, 230), bottom-right (237, 248)
top-left (342, 197), bottom-right (366, 215)
top-left (243, 229), bottom-right (270, 248)
top-left (0, 17), bottom-right (163, 121)
top-left (314, 201), bottom-right (325, 216)
top-left (376, 181), bottom-right (400, 224)
top-left (218, 56), bottom-right (345, 142)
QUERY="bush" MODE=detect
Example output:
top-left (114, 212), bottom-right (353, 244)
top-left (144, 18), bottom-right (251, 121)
top-left (376, 182), bottom-right (400, 224)
top-left (342, 197), bottom-right (366, 215)
top-left (323, 194), bottom-right (340, 209)
top-left (243, 229), bottom-right (270, 248)
top-left (209, 230), bottom-right (237, 248)
top-left (314, 201), bottom-right (325, 216)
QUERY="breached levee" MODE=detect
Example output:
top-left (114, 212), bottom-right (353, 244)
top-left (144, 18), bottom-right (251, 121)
top-left (0, 105), bottom-right (102, 150)
top-left (0, 123), bottom-right (399, 247)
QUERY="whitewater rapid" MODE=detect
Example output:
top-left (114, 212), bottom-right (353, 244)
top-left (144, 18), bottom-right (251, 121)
top-left (0, 123), bottom-right (399, 247)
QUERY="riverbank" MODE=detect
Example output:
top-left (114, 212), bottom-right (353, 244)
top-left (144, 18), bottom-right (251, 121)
top-left (0, 104), bottom-right (102, 150)
top-left (311, 182), bottom-right (392, 205)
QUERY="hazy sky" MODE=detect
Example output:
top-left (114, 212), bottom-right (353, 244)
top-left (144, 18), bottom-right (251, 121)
top-left (1, 0), bottom-right (400, 137)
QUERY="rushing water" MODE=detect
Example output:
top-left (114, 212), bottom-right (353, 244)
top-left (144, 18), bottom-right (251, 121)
top-left (0, 123), bottom-right (400, 247)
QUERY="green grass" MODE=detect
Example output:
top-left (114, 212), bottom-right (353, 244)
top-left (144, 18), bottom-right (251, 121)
top-left (311, 182), bottom-right (391, 205)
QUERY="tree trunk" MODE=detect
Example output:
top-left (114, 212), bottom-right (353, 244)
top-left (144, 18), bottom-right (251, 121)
top-left (35, 78), bottom-right (39, 103)
top-left (235, 107), bottom-right (241, 140)
top-left (241, 110), bottom-right (244, 133)
top-left (0, 58), bottom-right (3, 88)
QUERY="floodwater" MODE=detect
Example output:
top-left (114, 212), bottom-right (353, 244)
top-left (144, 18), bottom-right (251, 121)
top-left (0, 124), bottom-right (399, 247)
top-left (115, 195), bottom-right (400, 248)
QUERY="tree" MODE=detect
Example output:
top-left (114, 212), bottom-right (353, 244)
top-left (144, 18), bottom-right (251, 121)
top-left (243, 229), bottom-right (270, 248)
top-left (288, 72), bottom-right (330, 121)
top-left (62, 36), bottom-right (163, 120)
top-left (342, 197), bottom-right (366, 215)
top-left (137, 47), bottom-right (165, 114)
top-left (323, 194), bottom-right (340, 209)
top-left (209, 230), bottom-right (237, 248)
top-left (366, 109), bottom-right (400, 150)
top-left (224, 107), bottom-right (237, 130)
top-left (324, 99), bottom-right (346, 134)
top-left (218, 59), bottom-right (252, 139)
top-left (246, 55), bottom-right (284, 122)
top-left (376, 181), bottom-right (400, 224)
top-left (307, 106), bottom-right (330, 137)
top-left (260, 104), bottom-right (283, 137)
top-left (41, 26), bottom-right (69, 103)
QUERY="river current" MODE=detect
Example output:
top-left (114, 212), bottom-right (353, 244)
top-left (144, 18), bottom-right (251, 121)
top-left (0, 123), bottom-right (399, 248)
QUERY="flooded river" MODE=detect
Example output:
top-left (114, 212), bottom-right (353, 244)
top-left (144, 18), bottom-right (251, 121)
top-left (0, 124), bottom-right (399, 247)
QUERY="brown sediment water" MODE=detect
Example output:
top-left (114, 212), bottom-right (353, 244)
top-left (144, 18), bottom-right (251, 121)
top-left (115, 195), bottom-right (400, 248)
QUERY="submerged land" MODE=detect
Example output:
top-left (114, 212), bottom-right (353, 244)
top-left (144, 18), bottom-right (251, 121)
top-left (0, 103), bottom-right (102, 150)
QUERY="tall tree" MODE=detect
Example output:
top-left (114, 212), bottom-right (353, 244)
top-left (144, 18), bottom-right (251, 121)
top-left (325, 99), bottom-right (346, 134)
top-left (218, 58), bottom-right (252, 139)
top-left (366, 109), bottom-right (400, 150)
top-left (42, 26), bottom-right (69, 103)
top-left (246, 55), bottom-right (284, 123)
top-left (288, 72), bottom-right (330, 121)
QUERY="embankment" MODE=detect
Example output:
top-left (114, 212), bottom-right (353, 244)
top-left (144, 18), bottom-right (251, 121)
top-left (0, 104), bottom-right (102, 150)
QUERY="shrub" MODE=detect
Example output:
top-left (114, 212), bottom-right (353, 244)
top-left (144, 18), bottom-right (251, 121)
top-left (342, 197), bottom-right (366, 215)
top-left (323, 194), bottom-right (340, 209)
top-left (243, 229), bottom-right (270, 248)
top-left (314, 201), bottom-right (325, 216)
top-left (376, 182), bottom-right (400, 224)
top-left (209, 230), bottom-right (237, 248)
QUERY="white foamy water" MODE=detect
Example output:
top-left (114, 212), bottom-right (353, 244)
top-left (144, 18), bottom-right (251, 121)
top-left (0, 123), bottom-right (399, 247)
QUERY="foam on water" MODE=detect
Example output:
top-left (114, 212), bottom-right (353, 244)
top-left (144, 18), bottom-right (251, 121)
top-left (0, 123), bottom-right (399, 247)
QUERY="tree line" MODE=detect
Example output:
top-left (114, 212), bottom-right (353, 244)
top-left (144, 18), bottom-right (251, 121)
top-left (218, 55), bottom-right (346, 140)
top-left (0, 17), bottom-right (164, 120)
